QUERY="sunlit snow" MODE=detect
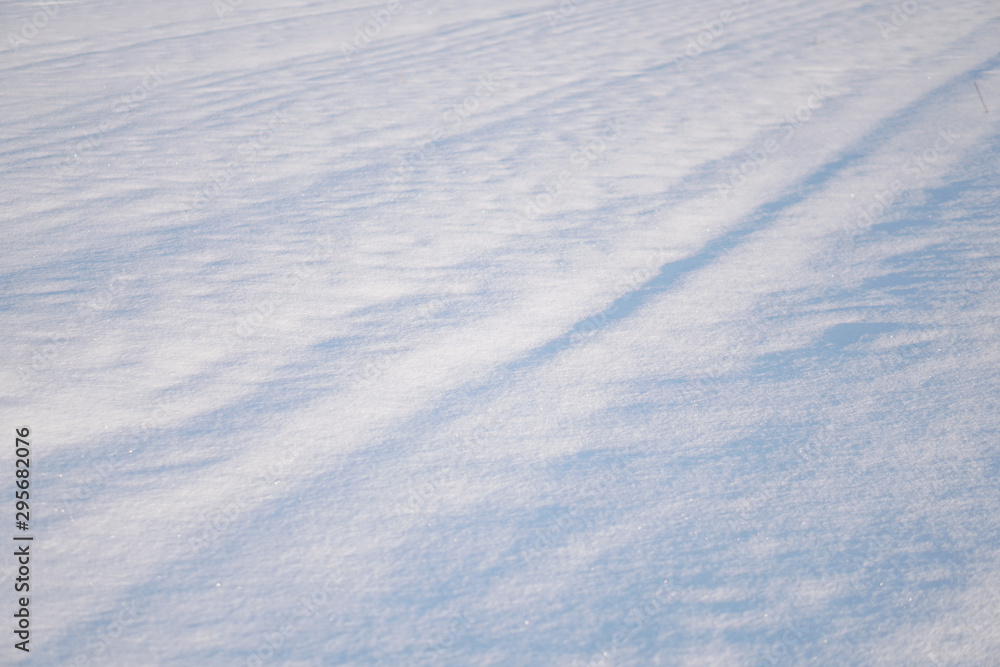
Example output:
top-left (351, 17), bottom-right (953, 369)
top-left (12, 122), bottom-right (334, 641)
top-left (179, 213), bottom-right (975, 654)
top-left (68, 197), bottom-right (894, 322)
top-left (3, 0), bottom-right (999, 664)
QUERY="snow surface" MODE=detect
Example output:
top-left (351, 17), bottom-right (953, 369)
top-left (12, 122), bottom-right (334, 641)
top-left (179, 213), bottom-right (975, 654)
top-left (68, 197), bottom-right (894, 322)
top-left (3, 0), bottom-right (1000, 664)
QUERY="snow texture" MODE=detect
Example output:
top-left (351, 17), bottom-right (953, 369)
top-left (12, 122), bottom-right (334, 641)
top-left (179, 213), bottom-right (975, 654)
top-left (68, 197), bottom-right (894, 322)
top-left (2, 0), bottom-right (1000, 664)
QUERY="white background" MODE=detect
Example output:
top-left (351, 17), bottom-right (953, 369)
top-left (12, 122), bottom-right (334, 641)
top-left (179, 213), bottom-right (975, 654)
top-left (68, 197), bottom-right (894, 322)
top-left (2, 0), bottom-right (999, 664)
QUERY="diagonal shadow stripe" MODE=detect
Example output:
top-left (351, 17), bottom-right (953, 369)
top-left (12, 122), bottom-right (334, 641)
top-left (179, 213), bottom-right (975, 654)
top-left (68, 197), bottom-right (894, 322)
top-left (503, 46), bottom-right (1000, 375)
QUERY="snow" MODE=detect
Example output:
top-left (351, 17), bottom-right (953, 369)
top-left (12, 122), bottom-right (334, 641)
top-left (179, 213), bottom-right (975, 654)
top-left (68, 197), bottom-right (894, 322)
top-left (3, 0), bottom-right (999, 664)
